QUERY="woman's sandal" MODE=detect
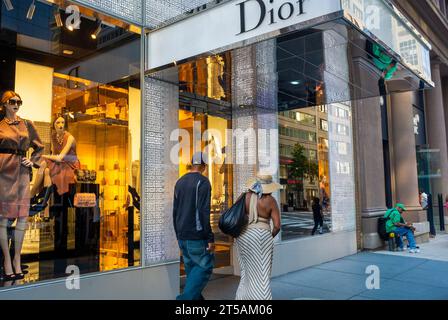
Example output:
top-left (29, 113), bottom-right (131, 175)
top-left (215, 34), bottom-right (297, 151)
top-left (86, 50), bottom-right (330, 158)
top-left (2, 273), bottom-right (16, 281)
top-left (13, 272), bottom-right (24, 280)
top-left (12, 261), bottom-right (26, 280)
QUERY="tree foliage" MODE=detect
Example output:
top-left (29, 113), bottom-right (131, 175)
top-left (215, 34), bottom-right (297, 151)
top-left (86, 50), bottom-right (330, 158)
top-left (290, 143), bottom-right (319, 183)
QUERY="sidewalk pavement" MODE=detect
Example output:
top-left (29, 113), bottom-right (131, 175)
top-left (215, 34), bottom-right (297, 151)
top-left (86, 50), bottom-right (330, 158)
top-left (203, 234), bottom-right (448, 300)
top-left (375, 232), bottom-right (448, 262)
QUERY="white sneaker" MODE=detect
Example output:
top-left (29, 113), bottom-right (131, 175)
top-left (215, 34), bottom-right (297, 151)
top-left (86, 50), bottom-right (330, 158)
top-left (414, 248), bottom-right (420, 253)
top-left (409, 249), bottom-right (416, 253)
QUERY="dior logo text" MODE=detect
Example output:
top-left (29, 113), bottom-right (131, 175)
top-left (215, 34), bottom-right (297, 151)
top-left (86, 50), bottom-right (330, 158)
top-left (237, 0), bottom-right (306, 35)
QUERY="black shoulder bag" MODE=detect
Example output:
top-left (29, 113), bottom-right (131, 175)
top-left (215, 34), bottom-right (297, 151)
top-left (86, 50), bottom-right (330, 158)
top-left (218, 193), bottom-right (248, 238)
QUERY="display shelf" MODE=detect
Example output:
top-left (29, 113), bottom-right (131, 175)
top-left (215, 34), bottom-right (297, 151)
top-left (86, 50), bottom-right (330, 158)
top-left (69, 112), bottom-right (129, 127)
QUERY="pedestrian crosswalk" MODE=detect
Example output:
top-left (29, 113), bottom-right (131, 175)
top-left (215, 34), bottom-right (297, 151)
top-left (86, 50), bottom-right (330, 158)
top-left (281, 211), bottom-right (332, 240)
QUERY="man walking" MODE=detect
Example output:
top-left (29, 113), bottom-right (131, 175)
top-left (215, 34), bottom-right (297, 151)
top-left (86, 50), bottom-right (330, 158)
top-left (173, 152), bottom-right (215, 300)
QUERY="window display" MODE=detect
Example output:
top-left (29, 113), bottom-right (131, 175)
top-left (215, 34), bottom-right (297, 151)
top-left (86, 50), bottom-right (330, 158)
top-left (0, 0), bottom-right (141, 287)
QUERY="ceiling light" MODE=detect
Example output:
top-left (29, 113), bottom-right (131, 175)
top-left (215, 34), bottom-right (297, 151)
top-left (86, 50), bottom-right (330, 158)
top-left (67, 25), bottom-right (74, 31)
top-left (290, 81), bottom-right (301, 85)
top-left (3, 0), bottom-right (13, 11)
top-left (26, 0), bottom-right (36, 20)
top-left (63, 49), bottom-right (74, 55)
top-left (91, 21), bottom-right (102, 39)
top-left (54, 10), bottom-right (63, 27)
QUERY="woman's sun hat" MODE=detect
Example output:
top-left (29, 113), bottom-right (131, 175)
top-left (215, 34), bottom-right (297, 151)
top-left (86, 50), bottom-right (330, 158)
top-left (246, 174), bottom-right (282, 195)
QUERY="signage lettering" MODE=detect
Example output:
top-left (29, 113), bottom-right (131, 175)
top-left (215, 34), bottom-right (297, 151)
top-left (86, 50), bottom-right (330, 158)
top-left (237, 0), bottom-right (306, 35)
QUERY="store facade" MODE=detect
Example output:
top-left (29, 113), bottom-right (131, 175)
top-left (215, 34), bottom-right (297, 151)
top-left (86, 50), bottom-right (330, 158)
top-left (0, 0), bottom-right (432, 299)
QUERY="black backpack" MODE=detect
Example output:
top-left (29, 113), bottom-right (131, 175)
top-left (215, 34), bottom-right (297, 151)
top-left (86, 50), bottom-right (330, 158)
top-left (377, 209), bottom-right (394, 241)
top-left (219, 193), bottom-right (248, 238)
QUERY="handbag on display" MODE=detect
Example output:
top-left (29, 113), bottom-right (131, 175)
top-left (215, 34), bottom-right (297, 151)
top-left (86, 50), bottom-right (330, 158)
top-left (74, 193), bottom-right (97, 208)
top-left (218, 193), bottom-right (248, 238)
top-left (90, 170), bottom-right (97, 182)
top-left (75, 169), bottom-right (85, 182)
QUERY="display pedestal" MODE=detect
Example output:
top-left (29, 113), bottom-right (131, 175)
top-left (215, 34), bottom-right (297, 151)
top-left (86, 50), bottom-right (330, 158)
top-left (74, 183), bottom-right (100, 256)
top-left (51, 182), bottom-right (100, 275)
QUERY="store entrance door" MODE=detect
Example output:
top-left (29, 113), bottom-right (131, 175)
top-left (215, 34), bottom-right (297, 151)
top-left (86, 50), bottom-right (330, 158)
top-left (178, 97), bottom-right (234, 276)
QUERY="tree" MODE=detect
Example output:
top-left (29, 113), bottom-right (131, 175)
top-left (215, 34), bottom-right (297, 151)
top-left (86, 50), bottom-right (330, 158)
top-left (289, 143), bottom-right (319, 207)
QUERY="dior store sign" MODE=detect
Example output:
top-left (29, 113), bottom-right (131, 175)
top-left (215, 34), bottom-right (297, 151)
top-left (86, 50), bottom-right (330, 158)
top-left (147, 0), bottom-right (340, 69)
top-left (237, 0), bottom-right (306, 35)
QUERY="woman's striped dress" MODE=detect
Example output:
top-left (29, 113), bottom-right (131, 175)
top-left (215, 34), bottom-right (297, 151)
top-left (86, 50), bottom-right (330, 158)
top-left (235, 194), bottom-right (274, 300)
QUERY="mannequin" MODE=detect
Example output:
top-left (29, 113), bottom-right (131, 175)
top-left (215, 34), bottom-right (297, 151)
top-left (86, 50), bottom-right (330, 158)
top-left (30, 115), bottom-right (81, 215)
top-left (37, 116), bottom-right (80, 196)
top-left (42, 116), bottom-right (80, 257)
top-left (0, 91), bottom-right (44, 280)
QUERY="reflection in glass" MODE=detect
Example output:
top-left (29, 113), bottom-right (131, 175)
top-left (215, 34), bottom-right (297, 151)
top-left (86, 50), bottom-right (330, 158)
top-left (279, 105), bottom-right (332, 240)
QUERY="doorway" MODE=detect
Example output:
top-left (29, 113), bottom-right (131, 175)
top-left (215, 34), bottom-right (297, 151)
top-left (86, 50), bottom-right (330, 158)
top-left (177, 53), bottom-right (234, 276)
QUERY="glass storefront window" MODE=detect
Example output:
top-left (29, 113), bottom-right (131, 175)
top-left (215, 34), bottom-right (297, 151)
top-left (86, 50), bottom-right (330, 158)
top-left (1, 0), bottom-right (141, 288)
top-left (277, 26), bottom-right (356, 240)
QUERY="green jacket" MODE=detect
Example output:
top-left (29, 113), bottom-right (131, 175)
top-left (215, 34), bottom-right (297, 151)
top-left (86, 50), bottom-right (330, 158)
top-left (384, 208), bottom-right (401, 233)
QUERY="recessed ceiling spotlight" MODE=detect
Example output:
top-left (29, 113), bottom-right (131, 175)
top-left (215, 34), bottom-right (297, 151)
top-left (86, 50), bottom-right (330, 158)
top-left (290, 81), bottom-right (301, 85)
top-left (3, 0), bottom-right (14, 11)
top-left (91, 21), bottom-right (102, 39)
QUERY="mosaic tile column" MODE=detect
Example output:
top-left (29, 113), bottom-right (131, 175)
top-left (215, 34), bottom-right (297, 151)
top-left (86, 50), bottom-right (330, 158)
top-left (323, 27), bottom-right (356, 233)
top-left (255, 40), bottom-right (280, 195)
top-left (231, 46), bottom-right (257, 198)
top-left (231, 39), bottom-right (280, 266)
top-left (231, 39), bottom-right (279, 201)
top-left (143, 69), bottom-right (179, 265)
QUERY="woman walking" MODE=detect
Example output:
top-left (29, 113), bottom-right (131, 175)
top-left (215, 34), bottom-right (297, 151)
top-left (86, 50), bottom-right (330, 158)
top-left (235, 174), bottom-right (281, 300)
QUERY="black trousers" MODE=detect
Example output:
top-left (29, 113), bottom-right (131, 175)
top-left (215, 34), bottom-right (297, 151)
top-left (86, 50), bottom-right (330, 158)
top-left (312, 215), bottom-right (323, 235)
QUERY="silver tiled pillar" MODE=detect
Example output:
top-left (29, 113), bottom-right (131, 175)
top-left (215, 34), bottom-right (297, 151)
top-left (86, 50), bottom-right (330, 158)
top-left (143, 70), bottom-right (179, 265)
top-left (323, 27), bottom-right (356, 233)
top-left (231, 40), bottom-right (279, 200)
top-left (231, 46), bottom-right (258, 198)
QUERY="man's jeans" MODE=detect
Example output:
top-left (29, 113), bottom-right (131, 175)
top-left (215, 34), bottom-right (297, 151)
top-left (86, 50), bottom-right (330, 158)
top-left (394, 227), bottom-right (417, 249)
top-left (177, 240), bottom-right (214, 300)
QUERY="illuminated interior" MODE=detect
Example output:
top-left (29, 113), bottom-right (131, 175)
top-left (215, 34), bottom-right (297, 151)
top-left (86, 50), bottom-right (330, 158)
top-left (1, 0), bottom-right (141, 285)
